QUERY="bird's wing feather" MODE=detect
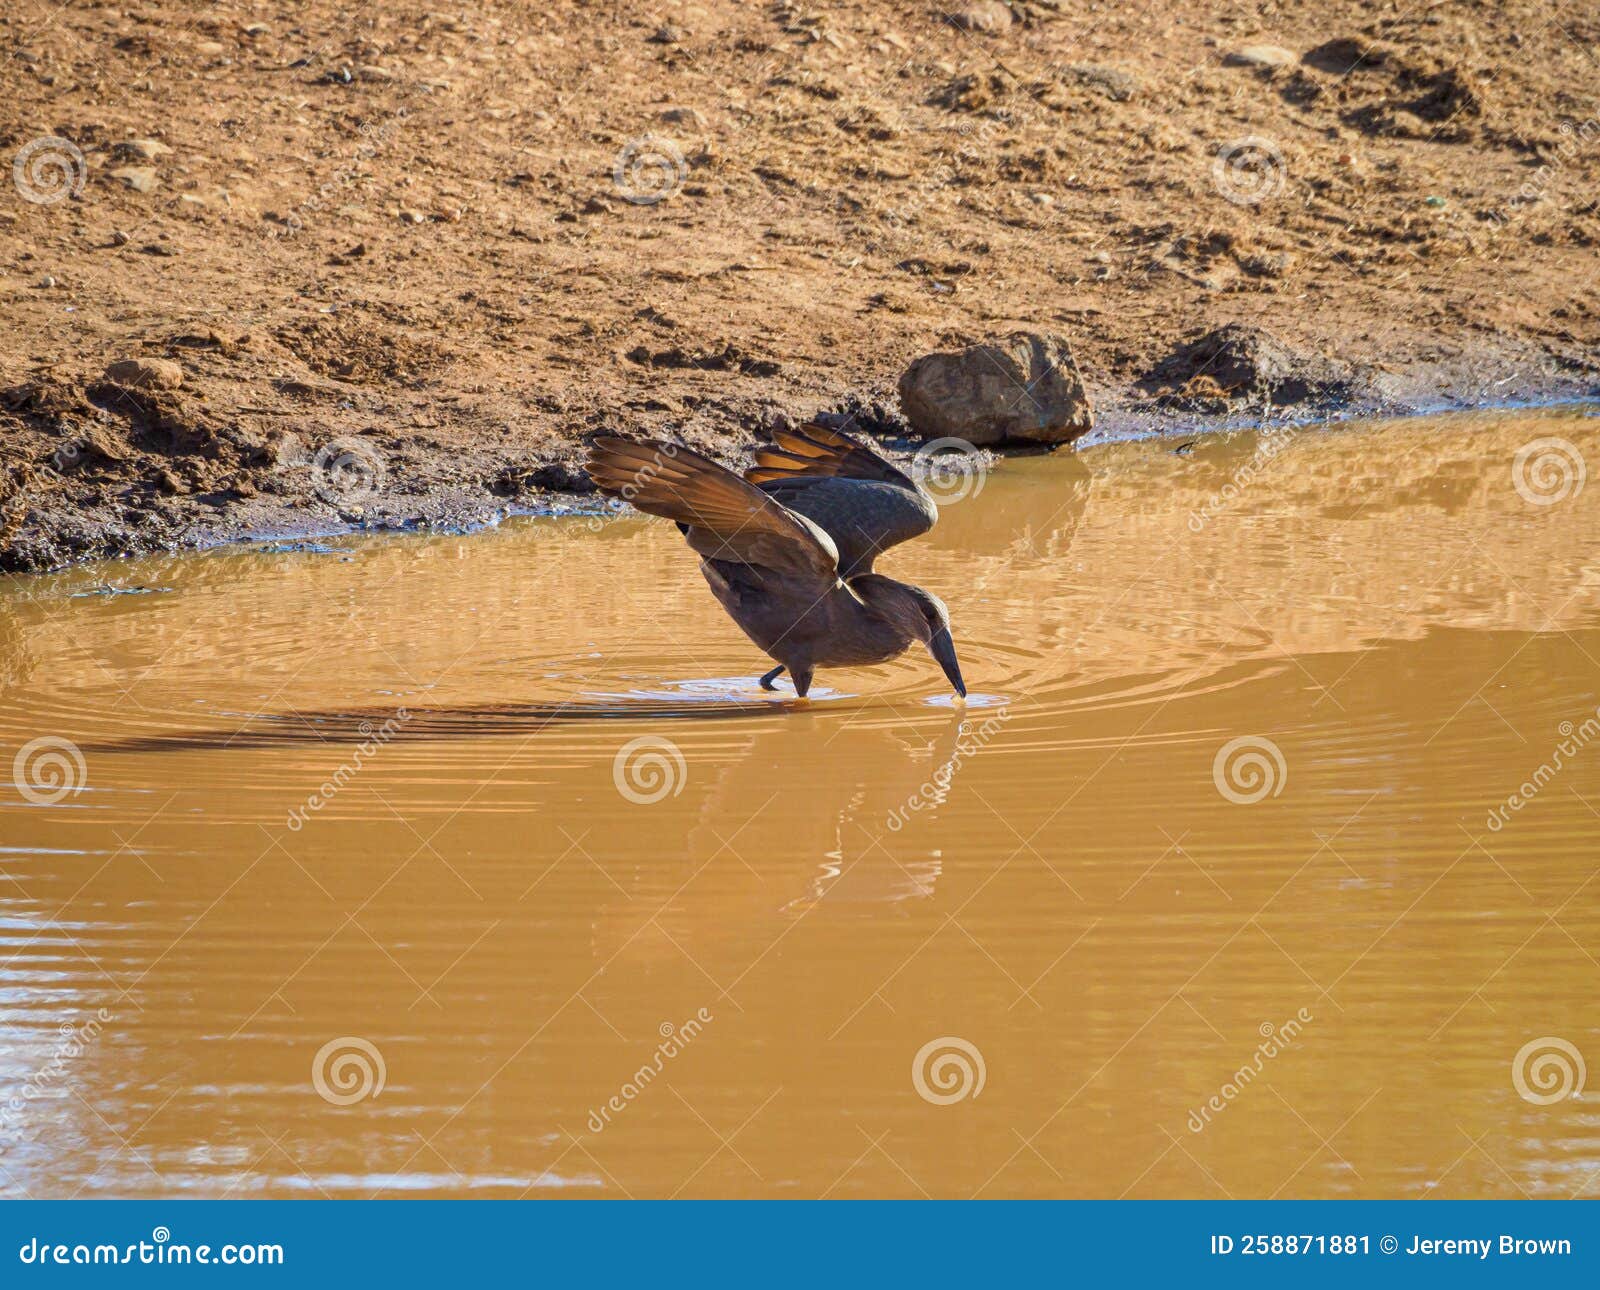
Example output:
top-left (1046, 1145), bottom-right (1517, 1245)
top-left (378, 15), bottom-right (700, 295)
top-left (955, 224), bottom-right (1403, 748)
top-left (587, 436), bottom-right (839, 581)
top-left (744, 422), bottom-right (920, 492)
top-left (754, 477), bottom-right (934, 576)
top-left (739, 425), bottom-right (936, 575)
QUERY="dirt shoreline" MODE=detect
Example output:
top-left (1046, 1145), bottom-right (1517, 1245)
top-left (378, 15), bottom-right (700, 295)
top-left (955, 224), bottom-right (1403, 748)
top-left (8, 377), bottom-right (1596, 577)
top-left (5, 0), bottom-right (1599, 572)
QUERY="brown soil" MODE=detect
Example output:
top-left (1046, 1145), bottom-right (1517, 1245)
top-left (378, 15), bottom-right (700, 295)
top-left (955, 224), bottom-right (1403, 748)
top-left (3, 0), bottom-right (1599, 571)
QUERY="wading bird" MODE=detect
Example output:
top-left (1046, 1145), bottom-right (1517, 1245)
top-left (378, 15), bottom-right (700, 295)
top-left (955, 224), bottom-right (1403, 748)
top-left (587, 423), bottom-right (965, 700)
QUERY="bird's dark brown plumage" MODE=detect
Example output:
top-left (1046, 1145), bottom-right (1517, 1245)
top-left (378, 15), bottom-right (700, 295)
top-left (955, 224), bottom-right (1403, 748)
top-left (586, 424), bottom-right (964, 699)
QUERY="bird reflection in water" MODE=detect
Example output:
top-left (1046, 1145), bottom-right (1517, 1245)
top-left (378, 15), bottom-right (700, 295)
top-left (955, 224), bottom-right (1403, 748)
top-left (692, 707), bottom-right (1005, 917)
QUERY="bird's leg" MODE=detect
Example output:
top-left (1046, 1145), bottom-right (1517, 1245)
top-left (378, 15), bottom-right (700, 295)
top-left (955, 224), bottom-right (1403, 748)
top-left (790, 664), bottom-right (814, 699)
top-left (758, 664), bottom-right (786, 691)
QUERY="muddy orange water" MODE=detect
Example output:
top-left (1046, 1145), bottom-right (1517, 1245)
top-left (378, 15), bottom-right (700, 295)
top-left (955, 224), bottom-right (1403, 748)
top-left (3, 409), bottom-right (1599, 1199)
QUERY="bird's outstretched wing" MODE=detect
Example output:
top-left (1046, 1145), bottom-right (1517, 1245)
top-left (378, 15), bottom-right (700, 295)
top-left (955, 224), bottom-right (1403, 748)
top-left (587, 436), bottom-right (840, 582)
top-left (743, 423), bottom-right (936, 577)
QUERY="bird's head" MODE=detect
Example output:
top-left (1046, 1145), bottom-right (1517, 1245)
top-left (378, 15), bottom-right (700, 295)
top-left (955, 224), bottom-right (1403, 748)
top-left (853, 576), bottom-right (966, 699)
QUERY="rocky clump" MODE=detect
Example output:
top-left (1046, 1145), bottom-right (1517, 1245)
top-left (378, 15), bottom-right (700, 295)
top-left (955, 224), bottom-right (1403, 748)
top-left (947, 2), bottom-right (1014, 33)
top-left (624, 342), bottom-right (780, 377)
top-left (1299, 37), bottom-right (1490, 141)
top-left (1142, 324), bottom-right (1353, 410)
top-left (113, 138), bottom-right (173, 160)
top-left (104, 358), bottom-right (184, 390)
top-left (897, 332), bottom-right (1094, 446)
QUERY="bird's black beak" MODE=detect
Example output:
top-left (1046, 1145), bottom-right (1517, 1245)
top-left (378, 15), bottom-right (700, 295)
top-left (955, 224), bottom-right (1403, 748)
top-left (928, 626), bottom-right (966, 698)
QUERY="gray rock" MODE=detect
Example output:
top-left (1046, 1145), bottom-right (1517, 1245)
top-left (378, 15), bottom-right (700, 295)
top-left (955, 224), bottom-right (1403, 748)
top-left (897, 332), bottom-right (1094, 446)
top-left (1225, 44), bottom-right (1297, 70)
top-left (660, 106), bottom-right (705, 128)
top-left (104, 357), bottom-right (184, 390)
top-left (1060, 63), bottom-right (1138, 102)
top-left (114, 138), bottom-right (173, 160)
top-left (107, 166), bottom-right (160, 193)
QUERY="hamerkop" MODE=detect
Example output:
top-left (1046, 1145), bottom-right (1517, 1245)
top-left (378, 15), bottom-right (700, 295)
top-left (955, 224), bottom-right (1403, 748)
top-left (587, 423), bottom-right (965, 700)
